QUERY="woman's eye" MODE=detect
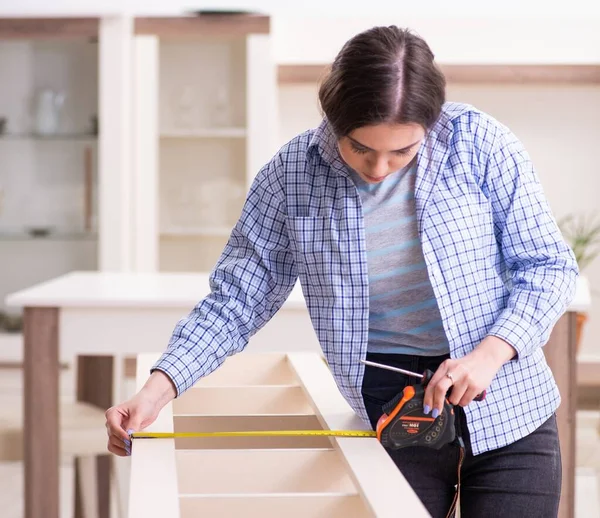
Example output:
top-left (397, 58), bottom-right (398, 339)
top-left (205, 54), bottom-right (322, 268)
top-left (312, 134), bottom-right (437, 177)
top-left (394, 147), bottom-right (412, 156)
top-left (350, 143), bottom-right (368, 155)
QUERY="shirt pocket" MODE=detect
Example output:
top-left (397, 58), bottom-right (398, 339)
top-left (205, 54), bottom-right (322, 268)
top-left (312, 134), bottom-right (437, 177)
top-left (285, 216), bottom-right (340, 298)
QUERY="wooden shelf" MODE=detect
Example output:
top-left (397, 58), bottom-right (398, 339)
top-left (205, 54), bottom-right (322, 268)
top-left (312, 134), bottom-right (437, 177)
top-left (0, 133), bottom-right (97, 141)
top-left (443, 64), bottom-right (600, 84)
top-left (278, 64), bottom-right (600, 85)
top-left (160, 128), bottom-right (246, 139)
top-left (0, 18), bottom-right (99, 39)
top-left (0, 231), bottom-right (97, 241)
top-left (135, 14), bottom-right (270, 38)
top-left (278, 65), bottom-right (331, 84)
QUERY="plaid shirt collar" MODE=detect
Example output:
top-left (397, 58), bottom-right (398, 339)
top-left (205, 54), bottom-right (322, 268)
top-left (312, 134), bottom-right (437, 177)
top-left (307, 105), bottom-right (461, 224)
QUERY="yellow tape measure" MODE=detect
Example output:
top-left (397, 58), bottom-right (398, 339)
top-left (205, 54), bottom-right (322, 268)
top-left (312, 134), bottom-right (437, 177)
top-left (131, 430), bottom-right (377, 439)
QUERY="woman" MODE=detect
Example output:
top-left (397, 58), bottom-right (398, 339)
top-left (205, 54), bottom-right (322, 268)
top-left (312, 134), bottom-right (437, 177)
top-left (105, 25), bottom-right (577, 517)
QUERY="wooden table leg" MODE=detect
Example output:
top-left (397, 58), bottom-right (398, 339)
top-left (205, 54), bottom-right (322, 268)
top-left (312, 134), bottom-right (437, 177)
top-left (544, 312), bottom-right (577, 518)
top-left (75, 355), bottom-right (114, 518)
top-left (24, 307), bottom-right (60, 518)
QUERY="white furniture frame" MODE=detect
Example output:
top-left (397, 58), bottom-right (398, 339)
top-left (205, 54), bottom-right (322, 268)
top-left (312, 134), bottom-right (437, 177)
top-left (129, 351), bottom-right (430, 518)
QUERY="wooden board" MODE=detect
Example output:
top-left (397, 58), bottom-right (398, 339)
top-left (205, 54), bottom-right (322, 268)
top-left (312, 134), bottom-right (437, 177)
top-left (134, 15), bottom-right (270, 38)
top-left (277, 63), bottom-right (600, 85)
top-left (0, 18), bottom-right (99, 39)
top-left (128, 352), bottom-right (431, 518)
top-left (543, 312), bottom-right (578, 518)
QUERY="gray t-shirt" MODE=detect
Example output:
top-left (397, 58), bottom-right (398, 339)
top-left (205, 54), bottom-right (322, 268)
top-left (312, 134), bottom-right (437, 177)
top-left (349, 161), bottom-right (450, 356)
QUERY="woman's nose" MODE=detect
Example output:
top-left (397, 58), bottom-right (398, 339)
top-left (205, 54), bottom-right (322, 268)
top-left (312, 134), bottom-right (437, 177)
top-left (369, 155), bottom-right (388, 177)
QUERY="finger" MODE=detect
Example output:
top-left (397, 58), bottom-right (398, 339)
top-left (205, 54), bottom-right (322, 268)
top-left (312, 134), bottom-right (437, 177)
top-left (432, 377), bottom-right (453, 418)
top-left (448, 379), bottom-right (468, 406)
top-left (423, 378), bottom-right (436, 414)
top-left (423, 360), bottom-right (454, 413)
top-left (105, 407), bottom-right (130, 442)
top-left (427, 359), bottom-right (454, 388)
top-left (107, 436), bottom-right (129, 457)
top-left (124, 413), bottom-right (144, 437)
top-left (109, 432), bottom-right (129, 449)
top-left (109, 433), bottom-right (131, 456)
top-left (459, 386), bottom-right (483, 407)
top-left (108, 441), bottom-right (128, 457)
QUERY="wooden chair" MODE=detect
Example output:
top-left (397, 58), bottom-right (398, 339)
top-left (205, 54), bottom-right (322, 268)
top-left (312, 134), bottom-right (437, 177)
top-left (0, 398), bottom-right (118, 518)
top-left (128, 351), bottom-right (431, 518)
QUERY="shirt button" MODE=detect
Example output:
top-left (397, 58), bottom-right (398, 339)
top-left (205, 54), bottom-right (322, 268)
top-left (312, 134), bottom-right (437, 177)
top-left (431, 266), bottom-right (441, 279)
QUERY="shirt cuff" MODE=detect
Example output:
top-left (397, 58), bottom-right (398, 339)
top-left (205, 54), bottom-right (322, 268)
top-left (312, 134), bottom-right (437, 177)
top-left (486, 310), bottom-right (539, 360)
top-left (150, 351), bottom-right (203, 397)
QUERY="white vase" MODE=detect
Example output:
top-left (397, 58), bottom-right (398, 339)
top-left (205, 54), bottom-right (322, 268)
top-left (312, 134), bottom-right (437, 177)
top-left (34, 89), bottom-right (65, 135)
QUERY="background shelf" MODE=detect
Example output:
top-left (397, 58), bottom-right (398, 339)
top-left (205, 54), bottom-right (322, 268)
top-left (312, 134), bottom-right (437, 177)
top-left (156, 36), bottom-right (250, 273)
top-left (160, 127), bottom-right (246, 139)
top-left (0, 38), bottom-right (99, 312)
top-left (0, 230), bottom-right (97, 241)
top-left (0, 133), bottom-right (97, 141)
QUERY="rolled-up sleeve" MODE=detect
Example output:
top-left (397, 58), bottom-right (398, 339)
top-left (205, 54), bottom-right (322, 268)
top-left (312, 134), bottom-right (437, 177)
top-left (151, 154), bottom-right (298, 395)
top-left (484, 127), bottom-right (579, 359)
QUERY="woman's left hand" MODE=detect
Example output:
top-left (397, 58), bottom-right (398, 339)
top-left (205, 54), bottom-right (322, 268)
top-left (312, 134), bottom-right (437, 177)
top-left (423, 336), bottom-right (516, 418)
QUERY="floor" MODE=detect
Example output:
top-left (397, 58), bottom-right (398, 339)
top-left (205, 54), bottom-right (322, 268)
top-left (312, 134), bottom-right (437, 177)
top-left (0, 331), bottom-right (599, 517)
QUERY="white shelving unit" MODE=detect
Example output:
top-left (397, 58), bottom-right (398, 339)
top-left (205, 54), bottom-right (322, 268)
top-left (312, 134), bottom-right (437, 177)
top-left (132, 14), bottom-right (277, 273)
top-left (0, 31), bottom-right (100, 317)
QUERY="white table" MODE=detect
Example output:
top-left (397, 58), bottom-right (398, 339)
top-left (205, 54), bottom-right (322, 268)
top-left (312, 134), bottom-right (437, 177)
top-left (5, 271), bottom-right (591, 518)
top-left (5, 271), bottom-right (319, 518)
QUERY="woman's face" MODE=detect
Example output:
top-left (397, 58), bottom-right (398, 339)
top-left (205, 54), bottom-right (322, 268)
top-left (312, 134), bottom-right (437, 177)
top-left (337, 122), bottom-right (425, 184)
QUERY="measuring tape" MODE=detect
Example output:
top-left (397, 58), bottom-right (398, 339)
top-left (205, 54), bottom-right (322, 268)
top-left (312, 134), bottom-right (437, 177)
top-left (130, 429), bottom-right (377, 439)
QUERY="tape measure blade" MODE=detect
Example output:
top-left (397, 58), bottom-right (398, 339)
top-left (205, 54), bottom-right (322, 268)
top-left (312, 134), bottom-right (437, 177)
top-left (131, 430), bottom-right (377, 439)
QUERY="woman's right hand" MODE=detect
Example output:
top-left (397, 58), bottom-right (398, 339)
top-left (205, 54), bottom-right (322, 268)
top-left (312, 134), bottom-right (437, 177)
top-left (105, 370), bottom-right (177, 456)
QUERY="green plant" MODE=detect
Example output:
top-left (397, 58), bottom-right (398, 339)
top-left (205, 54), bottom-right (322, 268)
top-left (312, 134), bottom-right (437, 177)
top-left (559, 212), bottom-right (600, 272)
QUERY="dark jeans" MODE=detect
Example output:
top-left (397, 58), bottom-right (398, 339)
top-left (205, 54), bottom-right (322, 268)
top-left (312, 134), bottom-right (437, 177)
top-left (362, 352), bottom-right (562, 518)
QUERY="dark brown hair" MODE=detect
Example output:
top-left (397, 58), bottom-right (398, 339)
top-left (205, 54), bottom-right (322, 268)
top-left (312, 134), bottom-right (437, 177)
top-left (318, 26), bottom-right (446, 137)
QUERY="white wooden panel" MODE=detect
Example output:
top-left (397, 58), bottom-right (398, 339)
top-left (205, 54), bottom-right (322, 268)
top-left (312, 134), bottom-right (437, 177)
top-left (178, 494), bottom-right (370, 517)
top-left (175, 449), bottom-right (355, 494)
top-left (173, 386), bottom-right (313, 415)
top-left (128, 353), bottom-right (179, 518)
top-left (98, 15), bottom-right (134, 271)
top-left (132, 35), bottom-right (159, 272)
top-left (190, 352), bottom-right (299, 386)
top-left (246, 33), bottom-right (278, 184)
top-left (287, 353), bottom-right (430, 518)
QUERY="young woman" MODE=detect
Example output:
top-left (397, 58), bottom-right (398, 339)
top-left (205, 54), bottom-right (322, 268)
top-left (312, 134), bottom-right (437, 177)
top-left (105, 25), bottom-right (577, 517)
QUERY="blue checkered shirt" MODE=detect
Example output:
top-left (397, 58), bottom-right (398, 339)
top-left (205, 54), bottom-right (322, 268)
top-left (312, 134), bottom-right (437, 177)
top-left (153, 102), bottom-right (578, 455)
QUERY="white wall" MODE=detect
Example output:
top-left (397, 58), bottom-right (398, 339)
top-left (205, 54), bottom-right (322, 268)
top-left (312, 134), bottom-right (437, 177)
top-left (1, 1), bottom-right (598, 17)
top-left (277, 83), bottom-right (600, 355)
top-left (272, 16), bottom-right (600, 65)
